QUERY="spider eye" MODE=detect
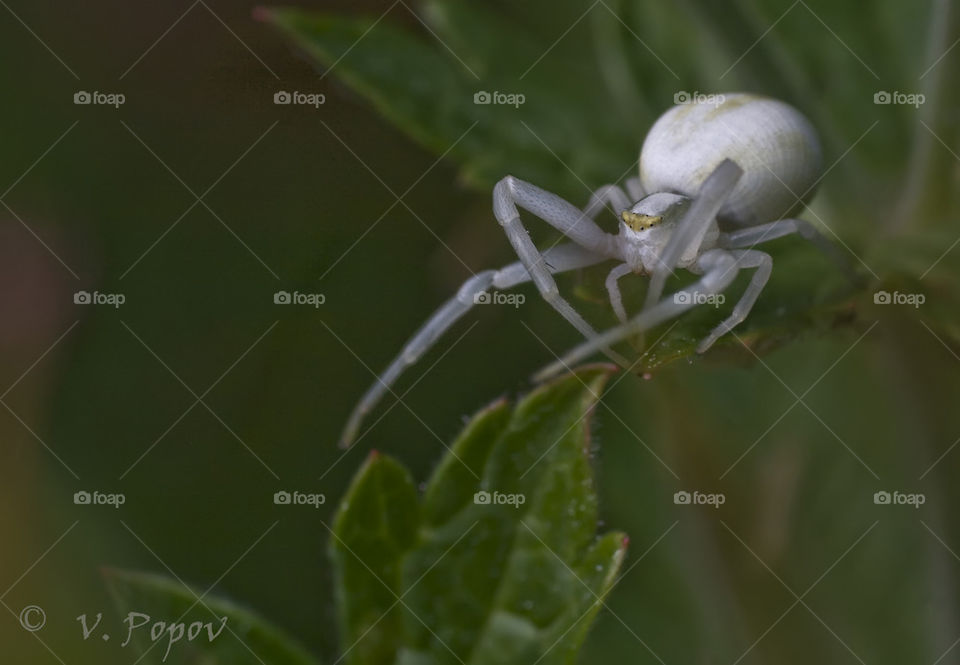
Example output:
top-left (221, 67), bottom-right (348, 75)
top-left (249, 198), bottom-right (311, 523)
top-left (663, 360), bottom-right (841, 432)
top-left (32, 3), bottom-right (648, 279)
top-left (621, 211), bottom-right (662, 232)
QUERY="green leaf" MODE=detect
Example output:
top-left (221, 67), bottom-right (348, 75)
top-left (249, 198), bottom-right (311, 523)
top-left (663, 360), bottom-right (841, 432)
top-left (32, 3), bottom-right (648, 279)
top-left (328, 366), bottom-right (625, 665)
top-left (400, 365), bottom-right (627, 664)
top-left (330, 451), bottom-right (420, 665)
top-left (420, 398), bottom-right (512, 528)
top-left (103, 569), bottom-right (320, 665)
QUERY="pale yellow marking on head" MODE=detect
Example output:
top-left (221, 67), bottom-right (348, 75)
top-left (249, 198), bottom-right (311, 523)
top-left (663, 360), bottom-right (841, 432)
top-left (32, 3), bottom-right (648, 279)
top-left (620, 210), bottom-right (663, 232)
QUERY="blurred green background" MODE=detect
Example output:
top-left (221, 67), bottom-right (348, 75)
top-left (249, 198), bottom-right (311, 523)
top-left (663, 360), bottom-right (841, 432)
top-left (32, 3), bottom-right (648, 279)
top-left (2, 0), bottom-right (960, 663)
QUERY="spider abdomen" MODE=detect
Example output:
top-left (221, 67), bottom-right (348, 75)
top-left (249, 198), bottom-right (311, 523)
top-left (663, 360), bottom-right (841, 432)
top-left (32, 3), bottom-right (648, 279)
top-left (639, 93), bottom-right (821, 227)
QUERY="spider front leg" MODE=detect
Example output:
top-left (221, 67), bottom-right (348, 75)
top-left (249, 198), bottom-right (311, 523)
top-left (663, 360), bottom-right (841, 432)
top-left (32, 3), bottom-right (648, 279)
top-left (644, 159), bottom-right (743, 309)
top-left (587, 179), bottom-right (647, 325)
top-left (534, 248), bottom-right (743, 381)
top-left (582, 177), bottom-right (645, 219)
top-left (583, 184), bottom-right (631, 218)
top-left (339, 243), bottom-right (608, 447)
top-left (493, 176), bottom-right (628, 367)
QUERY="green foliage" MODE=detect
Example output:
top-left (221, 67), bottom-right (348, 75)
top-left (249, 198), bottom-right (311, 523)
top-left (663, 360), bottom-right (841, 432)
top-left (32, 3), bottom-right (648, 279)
top-left (331, 366), bottom-right (625, 665)
top-left (108, 368), bottom-right (624, 664)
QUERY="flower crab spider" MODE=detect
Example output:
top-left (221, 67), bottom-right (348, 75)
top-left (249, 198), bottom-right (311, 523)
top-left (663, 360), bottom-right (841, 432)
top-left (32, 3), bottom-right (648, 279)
top-left (339, 93), bottom-right (853, 447)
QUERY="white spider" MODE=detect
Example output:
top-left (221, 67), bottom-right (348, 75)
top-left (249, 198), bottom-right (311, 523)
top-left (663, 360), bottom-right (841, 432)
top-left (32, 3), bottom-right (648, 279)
top-left (339, 93), bottom-right (851, 447)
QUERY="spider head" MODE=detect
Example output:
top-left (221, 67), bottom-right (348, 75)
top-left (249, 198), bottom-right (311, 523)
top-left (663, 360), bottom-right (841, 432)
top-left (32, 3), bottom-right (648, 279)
top-left (619, 192), bottom-right (690, 239)
top-left (618, 192), bottom-right (691, 271)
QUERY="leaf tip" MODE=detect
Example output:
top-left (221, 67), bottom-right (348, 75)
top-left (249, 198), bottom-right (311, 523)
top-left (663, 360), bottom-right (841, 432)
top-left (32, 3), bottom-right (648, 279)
top-left (571, 361), bottom-right (619, 383)
top-left (479, 395), bottom-right (510, 415)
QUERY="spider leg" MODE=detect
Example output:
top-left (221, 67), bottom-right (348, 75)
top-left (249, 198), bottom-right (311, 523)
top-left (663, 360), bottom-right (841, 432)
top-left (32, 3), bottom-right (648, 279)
top-left (697, 249), bottom-right (772, 352)
top-left (718, 218), bottom-right (860, 283)
top-left (624, 176), bottom-right (645, 202)
top-left (339, 243), bottom-right (607, 447)
top-left (534, 248), bottom-right (742, 382)
top-left (581, 178), bottom-right (646, 218)
top-left (644, 159), bottom-right (743, 309)
top-left (579, 180), bottom-right (648, 326)
top-left (583, 184), bottom-right (632, 219)
top-left (605, 263), bottom-right (633, 324)
top-left (493, 176), bottom-right (628, 367)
